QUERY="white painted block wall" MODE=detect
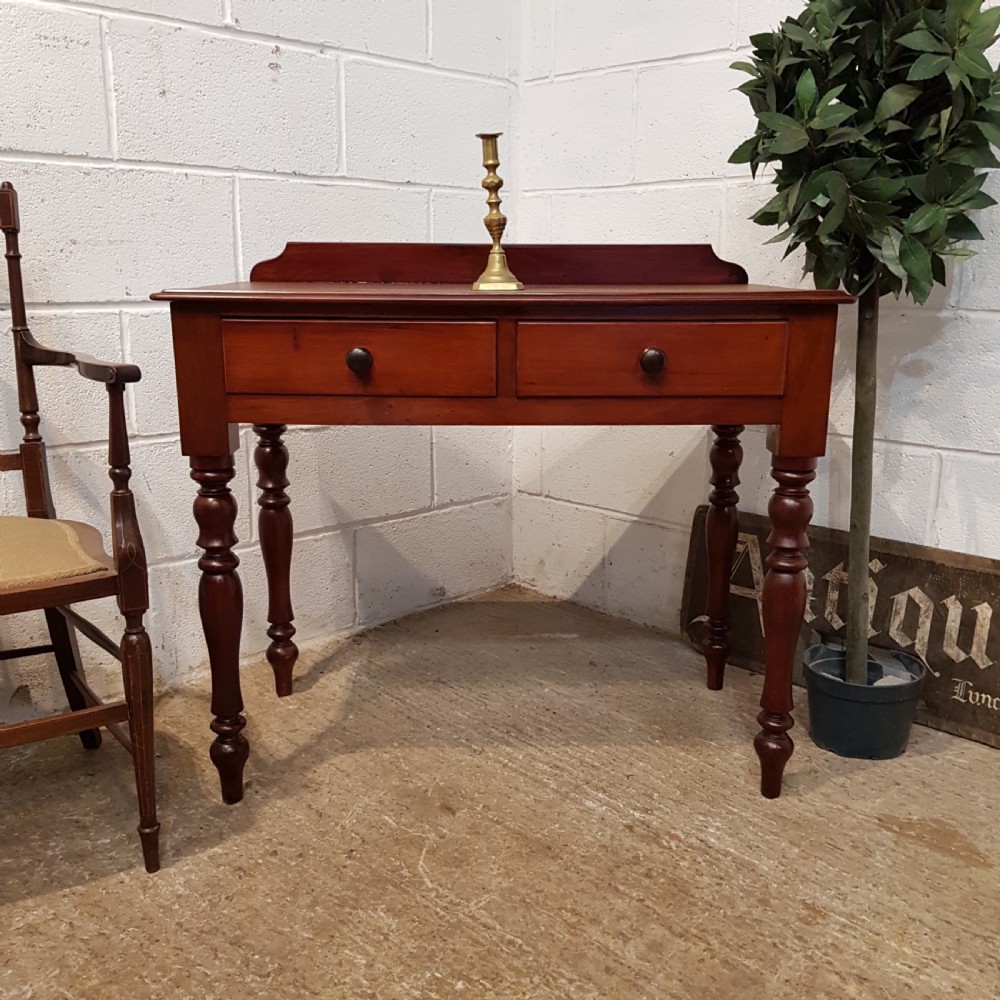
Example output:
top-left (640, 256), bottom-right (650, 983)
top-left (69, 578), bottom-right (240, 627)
top-left (0, 0), bottom-right (516, 713)
top-left (5, 1), bottom-right (1000, 715)
top-left (514, 0), bottom-right (1000, 634)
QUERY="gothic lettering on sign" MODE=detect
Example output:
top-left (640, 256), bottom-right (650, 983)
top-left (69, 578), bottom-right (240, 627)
top-left (682, 507), bottom-right (1000, 750)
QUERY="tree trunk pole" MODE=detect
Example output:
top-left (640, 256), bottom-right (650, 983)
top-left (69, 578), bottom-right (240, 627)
top-left (846, 281), bottom-right (880, 685)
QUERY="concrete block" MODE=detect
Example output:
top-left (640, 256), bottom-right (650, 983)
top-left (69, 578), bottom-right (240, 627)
top-left (739, 0), bottom-right (797, 38)
top-left (239, 178), bottom-right (428, 274)
top-left (732, 429), bottom-right (936, 546)
top-left (553, 0), bottom-right (737, 74)
top-left (430, 0), bottom-right (510, 77)
top-left (110, 21), bottom-right (340, 174)
top-left (0, 5), bottom-right (108, 157)
top-left (513, 494), bottom-right (604, 607)
top-left (722, 181), bottom-right (811, 288)
top-left (46, 438), bottom-right (252, 565)
top-left (605, 518), bottom-right (691, 633)
top-left (232, 0), bottom-right (427, 61)
top-left (0, 163), bottom-right (233, 304)
top-left (810, 443), bottom-right (937, 544)
top-left (541, 426), bottom-right (710, 530)
top-left (90, 1), bottom-right (222, 22)
top-left (636, 58), bottom-right (752, 182)
top-left (144, 557), bottom-right (204, 683)
top-left (521, 73), bottom-right (634, 190)
top-left (275, 426), bottom-right (431, 533)
top-left (951, 172), bottom-right (1000, 310)
top-left (721, 426), bottom-right (774, 522)
top-left (933, 454), bottom-right (1000, 558)
top-left (240, 531), bottom-right (355, 655)
top-left (433, 427), bottom-right (511, 504)
top-left (521, 0), bottom-right (553, 80)
top-left (829, 308), bottom-right (1000, 453)
top-left (345, 62), bottom-right (510, 186)
top-left (122, 310), bottom-right (179, 437)
top-left (2, 311), bottom-right (122, 447)
top-left (356, 499), bottom-right (510, 622)
top-left (146, 533), bottom-right (351, 688)
top-left (548, 183), bottom-right (723, 242)
top-left (431, 190), bottom-right (490, 242)
top-left (515, 194), bottom-right (550, 241)
top-left (513, 428), bottom-right (543, 495)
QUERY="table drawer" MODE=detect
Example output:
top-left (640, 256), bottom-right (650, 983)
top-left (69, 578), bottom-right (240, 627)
top-left (516, 322), bottom-right (788, 397)
top-left (222, 320), bottom-right (497, 396)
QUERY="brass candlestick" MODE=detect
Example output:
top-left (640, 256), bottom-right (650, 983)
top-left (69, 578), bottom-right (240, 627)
top-left (472, 132), bottom-right (523, 291)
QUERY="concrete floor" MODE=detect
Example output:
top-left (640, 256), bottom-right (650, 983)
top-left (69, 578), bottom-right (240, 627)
top-left (1, 587), bottom-right (998, 999)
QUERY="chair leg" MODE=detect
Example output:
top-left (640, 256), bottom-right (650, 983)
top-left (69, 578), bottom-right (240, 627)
top-left (45, 607), bottom-right (102, 750)
top-left (120, 613), bottom-right (160, 873)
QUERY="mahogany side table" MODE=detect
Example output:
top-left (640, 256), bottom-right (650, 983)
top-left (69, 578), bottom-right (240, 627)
top-left (153, 243), bottom-right (851, 805)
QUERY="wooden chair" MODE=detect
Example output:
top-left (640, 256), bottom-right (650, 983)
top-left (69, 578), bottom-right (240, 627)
top-left (0, 182), bottom-right (159, 873)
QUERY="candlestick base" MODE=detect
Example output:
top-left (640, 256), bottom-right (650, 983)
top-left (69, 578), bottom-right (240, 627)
top-left (473, 248), bottom-right (524, 291)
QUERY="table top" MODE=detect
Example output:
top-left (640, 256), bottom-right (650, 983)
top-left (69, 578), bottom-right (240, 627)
top-left (152, 281), bottom-right (855, 306)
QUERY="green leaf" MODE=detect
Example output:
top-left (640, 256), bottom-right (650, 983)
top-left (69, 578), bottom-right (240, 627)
top-left (896, 29), bottom-right (951, 54)
top-left (880, 229), bottom-right (907, 280)
top-left (945, 62), bottom-right (967, 91)
top-left (926, 163), bottom-right (952, 202)
top-left (817, 199), bottom-right (848, 239)
top-left (905, 204), bottom-right (947, 234)
top-left (816, 84), bottom-right (846, 112)
top-left (959, 191), bottom-right (997, 211)
top-left (796, 68), bottom-right (819, 119)
top-left (943, 144), bottom-right (1000, 168)
top-left (728, 136), bottom-right (759, 164)
top-left (764, 227), bottom-right (795, 244)
top-left (835, 157), bottom-right (878, 182)
top-left (900, 231), bottom-right (933, 287)
top-left (769, 128), bottom-right (810, 154)
top-left (968, 7), bottom-right (1000, 49)
top-left (947, 171), bottom-right (989, 207)
top-left (875, 84), bottom-right (922, 122)
top-left (818, 125), bottom-right (869, 147)
top-left (812, 104), bottom-right (857, 129)
top-left (932, 254), bottom-right (947, 286)
top-left (975, 120), bottom-right (1000, 148)
top-left (756, 111), bottom-right (801, 131)
top-left (828, 52), bottom-right (855, 78)
top-left (955, 46), bottom-right (994, 80)
top-left (854, 176), bottom-right (905, 200)
top-left (730, 61), bottom-right (758, 75)
top-left (781, 20), bottom-right (821, 51)
top-left (908, 53), bottom-right (952, 81)
top-left (947, 215), bottom-right (985, 241)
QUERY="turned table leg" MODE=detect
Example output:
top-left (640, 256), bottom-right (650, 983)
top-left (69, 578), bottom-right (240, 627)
top-left (703, 424), bottom-right (743, 690)
top-left (253, 424), bottom-right (298, 698)
top-left (191, 456), bottom-right (248, 805)
top-left (756, 454), bottom-right (816, 799)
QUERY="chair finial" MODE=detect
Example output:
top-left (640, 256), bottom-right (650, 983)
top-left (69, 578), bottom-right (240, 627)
top-left (0, 182), bottom-right (20, 233)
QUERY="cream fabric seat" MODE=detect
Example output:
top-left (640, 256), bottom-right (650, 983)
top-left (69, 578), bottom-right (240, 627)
top-left (0, 514), bottom-right (112, 590)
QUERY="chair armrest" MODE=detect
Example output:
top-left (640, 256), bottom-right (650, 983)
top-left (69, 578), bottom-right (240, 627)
top-left (19, 331), bottom-right (141, 384)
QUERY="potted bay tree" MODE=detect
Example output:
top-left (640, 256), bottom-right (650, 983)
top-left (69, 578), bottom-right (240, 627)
top-left (730, 0), bottom-right (1000, 757)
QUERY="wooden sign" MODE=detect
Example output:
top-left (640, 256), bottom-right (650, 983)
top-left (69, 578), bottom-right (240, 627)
top-left (681, 506), bottom-right (1000, 749)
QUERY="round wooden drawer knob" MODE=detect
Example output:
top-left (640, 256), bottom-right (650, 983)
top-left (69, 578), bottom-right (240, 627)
top-left (639, 347), bottom-right (666, 376)
top-left (346, 347), bottom-right (373, 376)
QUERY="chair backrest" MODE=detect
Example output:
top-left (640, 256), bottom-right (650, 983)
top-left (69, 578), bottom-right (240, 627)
top-left (1, 182), bottom-right (57, 518)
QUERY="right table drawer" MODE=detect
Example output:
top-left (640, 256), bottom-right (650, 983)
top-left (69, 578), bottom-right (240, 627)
top-left (515, 321), bottom-right (788, 397)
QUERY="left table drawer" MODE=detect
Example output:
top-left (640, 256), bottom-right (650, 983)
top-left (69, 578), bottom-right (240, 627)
top-left (222, 320), bottom-right (498, 397)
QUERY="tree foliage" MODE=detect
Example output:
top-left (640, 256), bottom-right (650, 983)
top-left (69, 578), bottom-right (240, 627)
top-left (731, 0), bottom-right (1000, 302)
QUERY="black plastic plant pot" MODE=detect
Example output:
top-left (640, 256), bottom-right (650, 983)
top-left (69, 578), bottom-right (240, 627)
top-left (803, 643), bottom-right (927, 760)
